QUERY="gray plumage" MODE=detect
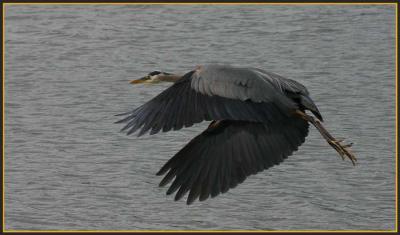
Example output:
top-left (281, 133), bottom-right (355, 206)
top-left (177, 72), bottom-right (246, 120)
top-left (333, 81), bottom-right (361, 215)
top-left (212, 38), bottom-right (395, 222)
top-left (191, 65), bottom-right (306, 110)
top-left (116, 64), bottom-right (325, 204)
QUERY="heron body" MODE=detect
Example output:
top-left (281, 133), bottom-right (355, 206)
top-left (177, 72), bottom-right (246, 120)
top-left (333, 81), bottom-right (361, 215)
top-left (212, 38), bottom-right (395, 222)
top-left (116, 64), bottom-right (356, 205)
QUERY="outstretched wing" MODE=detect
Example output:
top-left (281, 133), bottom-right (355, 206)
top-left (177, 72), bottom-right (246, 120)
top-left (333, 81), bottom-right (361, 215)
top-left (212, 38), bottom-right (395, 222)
top-left (156, 117), bottom-right (309, 205)
top-left (191, 64), bottom-right (308, 106)
top-left (116, 65), bottom-right (310, 136)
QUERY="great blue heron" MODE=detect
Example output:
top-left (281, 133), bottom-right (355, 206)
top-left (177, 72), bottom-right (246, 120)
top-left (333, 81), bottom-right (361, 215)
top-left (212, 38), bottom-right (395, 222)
top-left (116, 64), bottom-right (356, 205)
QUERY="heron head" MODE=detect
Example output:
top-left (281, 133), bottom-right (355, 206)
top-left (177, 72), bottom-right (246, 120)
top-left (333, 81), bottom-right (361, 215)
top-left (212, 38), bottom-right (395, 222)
top-left (130, 71), bottom-right (174, 84)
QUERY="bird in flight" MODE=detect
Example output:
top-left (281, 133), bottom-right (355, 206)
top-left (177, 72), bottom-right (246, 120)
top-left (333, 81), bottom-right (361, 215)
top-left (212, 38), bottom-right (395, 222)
top-left (116, 64), bottom-right (357, 205)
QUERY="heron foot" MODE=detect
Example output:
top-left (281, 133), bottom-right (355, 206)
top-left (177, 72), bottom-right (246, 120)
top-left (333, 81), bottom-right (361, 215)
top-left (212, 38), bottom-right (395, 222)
top-left (295, 110), bottom-right (357, 166)
top-left (327, 139), bottom-right (357, 165)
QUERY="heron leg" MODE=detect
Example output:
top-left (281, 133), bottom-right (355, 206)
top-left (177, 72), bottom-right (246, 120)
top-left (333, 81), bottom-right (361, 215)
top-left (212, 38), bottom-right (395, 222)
top-left (295, 110), bottom-right (357, 166)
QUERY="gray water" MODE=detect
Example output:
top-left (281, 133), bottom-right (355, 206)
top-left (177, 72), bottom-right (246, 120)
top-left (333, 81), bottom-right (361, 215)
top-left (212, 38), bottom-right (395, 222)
top-left (4, 4), bottom-right (396, 231)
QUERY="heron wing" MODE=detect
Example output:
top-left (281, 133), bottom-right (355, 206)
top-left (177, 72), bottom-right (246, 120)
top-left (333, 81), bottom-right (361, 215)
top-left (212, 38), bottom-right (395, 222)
top-left (193, 64), bottom-right (322, 120)
top-left (156, 118), bottom-right (309, 205)
top-left (116, 71), bottom-right (289, 136)
top-left (251, 67), bottom-right (309, 95)
top-left (191, 64), bottom-right (307, 109)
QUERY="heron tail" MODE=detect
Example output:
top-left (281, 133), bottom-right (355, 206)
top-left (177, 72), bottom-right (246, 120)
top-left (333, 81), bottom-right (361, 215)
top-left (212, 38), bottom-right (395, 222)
top-left (300, 94), bottom-right (323, 121)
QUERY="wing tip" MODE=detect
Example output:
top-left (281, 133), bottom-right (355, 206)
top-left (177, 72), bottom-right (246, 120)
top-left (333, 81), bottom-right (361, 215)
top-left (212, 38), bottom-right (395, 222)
top-left (186, 199), bottom-right (195, 205)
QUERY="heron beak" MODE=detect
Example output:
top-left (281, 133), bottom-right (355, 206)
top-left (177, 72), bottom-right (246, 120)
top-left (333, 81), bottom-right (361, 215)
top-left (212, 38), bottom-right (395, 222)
top-left (130, 76), bottom-right (149, 84)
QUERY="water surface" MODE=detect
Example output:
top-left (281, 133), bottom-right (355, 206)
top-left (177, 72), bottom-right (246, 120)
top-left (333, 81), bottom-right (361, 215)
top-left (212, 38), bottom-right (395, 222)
top-left (4, 4), bottom-right (396, 230)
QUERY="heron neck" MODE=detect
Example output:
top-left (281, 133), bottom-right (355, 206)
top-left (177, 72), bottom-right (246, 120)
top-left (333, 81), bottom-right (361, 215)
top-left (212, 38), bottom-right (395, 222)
top-left (159, 74), bottom-right (182, 82)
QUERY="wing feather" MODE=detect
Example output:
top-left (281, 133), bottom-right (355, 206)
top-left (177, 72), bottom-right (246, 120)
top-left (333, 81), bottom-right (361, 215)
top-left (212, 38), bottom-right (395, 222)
top-left (157, 118), bottom-right (309, 204)
top-left (117, 71), bottom-right (288, 136)
top-left (191, 64), bottom-right (303, 111)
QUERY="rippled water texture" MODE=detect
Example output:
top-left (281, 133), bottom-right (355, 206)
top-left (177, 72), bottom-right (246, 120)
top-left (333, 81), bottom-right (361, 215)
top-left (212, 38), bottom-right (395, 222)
top-left (4, 4), bottom-right (396, 230)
